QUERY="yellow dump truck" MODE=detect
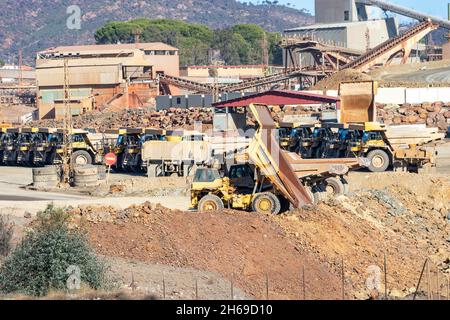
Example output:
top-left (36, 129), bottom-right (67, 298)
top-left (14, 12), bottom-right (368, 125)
top-left (190, 103), bottom-right (367, 214)
top-left (338, 81), bottom-right (445, 172)
top-left (50, 129), bottom-right (117, 165)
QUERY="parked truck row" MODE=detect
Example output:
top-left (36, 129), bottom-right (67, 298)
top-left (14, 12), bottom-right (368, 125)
top-left (277, 121), bottom-right (445, 173)
top-left (0, 127), bottom-right (116, 167)
top-left (0, 126), bottom-right (217, 178)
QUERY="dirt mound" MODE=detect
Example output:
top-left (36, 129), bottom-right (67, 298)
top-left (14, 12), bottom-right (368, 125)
top-left (69, 203), bottom-right (342, 300)
top-left (66, 172), bottom-right (450, 300)
top-left (0, 105), bottom-right (36, 123)
top-left (275, 173), bottom-right (450, 299)
top-left (310, 69), bottom-right (373, 91)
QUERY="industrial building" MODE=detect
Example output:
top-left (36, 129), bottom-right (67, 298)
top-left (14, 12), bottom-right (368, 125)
top-left (285, 0), bottom-right (398, 50)
top-left (283, 0), bottom-right (399, 67)
top-left (0, 65), bottom-right (36, 84)
top-left (180, 65), bottom-right (266, 79)
top-left (35, 43), bottom-right (179, 119)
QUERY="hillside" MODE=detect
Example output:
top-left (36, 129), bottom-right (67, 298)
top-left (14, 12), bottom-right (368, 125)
top-left (0, 0), bottom-right (313, 65)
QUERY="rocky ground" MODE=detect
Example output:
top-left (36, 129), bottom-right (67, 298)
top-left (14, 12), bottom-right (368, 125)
top-left (46, 171), bottom-right (448, 300)
top-left (27, 100), bottom-right (450, 133)
top-left (2, 171), bottom-right (449, 300)
top-left (377, 102), bottom-right (450, 131)
top-left (28, 107), bottom-right (214, 132)
top-left (311, 60), bottom-right (450, 91)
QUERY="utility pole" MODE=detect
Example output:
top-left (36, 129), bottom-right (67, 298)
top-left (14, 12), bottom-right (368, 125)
top-left (261, 32), bottom-right (269, 67)
top-left (18, 49), bottom-right (23, 87)
top-left (62, 57), bottom-right (72, 184)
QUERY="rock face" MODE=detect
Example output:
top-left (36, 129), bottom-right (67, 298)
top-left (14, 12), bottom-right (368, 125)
top-left (30, 107), bottom-right (214, 132)
top-left (30, 102), bottom-right (449, 133)
top-left (377, 102), bottom-right (450, 130)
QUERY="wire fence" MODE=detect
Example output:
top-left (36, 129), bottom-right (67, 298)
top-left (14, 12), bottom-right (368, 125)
top-left (124, 256), bottom-right (450, 301)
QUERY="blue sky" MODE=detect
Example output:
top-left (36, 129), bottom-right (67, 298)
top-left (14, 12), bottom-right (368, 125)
top-left (246, 0), bottom-right (447, 20)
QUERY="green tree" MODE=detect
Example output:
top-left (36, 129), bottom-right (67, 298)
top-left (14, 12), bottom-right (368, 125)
top-left (0, 205), bottom-right (106, 297)
top-left (213, 29), bottom-right (251, 65)
top-left (94, 19), bottom-right (283, 66)
top-left (268, 32), bottom-right (283, 65)
top-left (232, 24), bottom-right (266, 64)
top-left (0, 59), bottom-right (4, 68)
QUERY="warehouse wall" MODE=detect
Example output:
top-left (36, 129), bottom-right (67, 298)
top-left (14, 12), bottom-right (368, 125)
top-left (306, 87), bottom-right (450, 104)
top-left (315, 0), bottom-right (357, 23)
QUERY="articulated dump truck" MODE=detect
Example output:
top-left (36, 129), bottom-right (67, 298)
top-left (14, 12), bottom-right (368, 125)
top-left (190, 103), bottom-right (367, 215)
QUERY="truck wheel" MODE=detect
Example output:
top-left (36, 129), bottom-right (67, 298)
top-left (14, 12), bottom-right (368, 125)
top-left (71, 150), bottom-right (92, 166)
top-left (304, 187), bottom-right (320, 207)
top-left (367, 149), bottom-right (390, 172)
top-left (322, 177), bottom-right (346, 197)
top-left (340, 176), bottom-right (350, 195)
top-left (252, 192), bottom-right (281, 215)
top-left (278, 196), bottom-right (291, 213)
top-left (198, 194), bottom-right (224, 212)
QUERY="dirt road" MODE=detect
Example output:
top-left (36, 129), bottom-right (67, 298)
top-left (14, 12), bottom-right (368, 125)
top-left (380, 66), bottom-right (450, 83)
top-left (370, 60), bottom-right (450, 85)
top-left (0, 167), bottom-right (189, 216)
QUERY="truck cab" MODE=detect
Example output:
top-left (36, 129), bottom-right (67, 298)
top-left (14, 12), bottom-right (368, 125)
top-left (2, 128), bottom-right (20, 165)
top-left (16, 128), bottom-right (40, 166)
top-left (30, 128), bottom-right (57, 166)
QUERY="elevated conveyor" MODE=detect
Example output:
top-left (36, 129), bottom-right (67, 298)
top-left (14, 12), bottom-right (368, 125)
top-left (343, 21), bottom-right (438, 72)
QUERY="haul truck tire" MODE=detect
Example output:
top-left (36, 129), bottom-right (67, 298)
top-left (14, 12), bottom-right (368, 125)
top-left (252, 192), bottom-right (281, 215)
top-left (367, 149), bottom-right (390, 173)
top-left (322, 177), bottom-right (346, 197)
top-left (305, 187), bottom-right (320, 207)
top-left (71, 150), bottom-right (92, 166)
top-left (279, 196), bottom-right (292, 213)
top-left (198, 194), bottom-right (224, 212)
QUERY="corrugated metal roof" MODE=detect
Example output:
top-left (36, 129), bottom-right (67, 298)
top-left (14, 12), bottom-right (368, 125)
top-left (284, 20), bottom-right (387, 32)
top-left (39, 42), bottom-right (178, 54)
top-left (213, 90), bottom-right (340, 108)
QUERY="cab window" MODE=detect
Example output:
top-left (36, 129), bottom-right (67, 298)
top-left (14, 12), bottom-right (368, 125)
top-left (194, 169), bottom-right (220, 183)
top-left (229, 165), bottom-right (253, 179)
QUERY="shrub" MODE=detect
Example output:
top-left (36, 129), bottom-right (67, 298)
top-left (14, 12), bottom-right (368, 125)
top-left (0, 215), bottom-right (14, 257)
top-left (0, 205), bottom-right (106, 297)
